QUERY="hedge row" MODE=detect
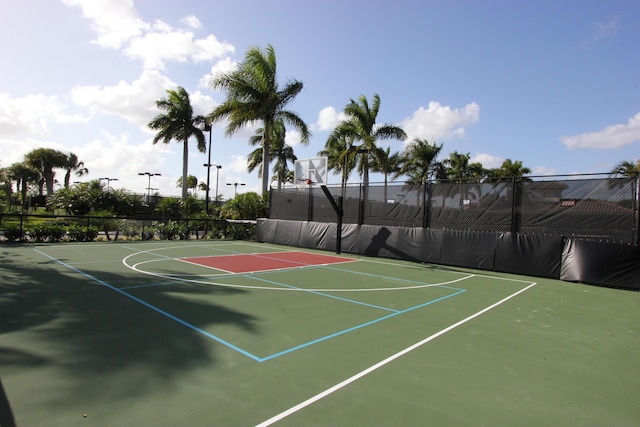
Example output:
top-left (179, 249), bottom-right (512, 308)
top-left (1, 220), bottom-right (255, 243)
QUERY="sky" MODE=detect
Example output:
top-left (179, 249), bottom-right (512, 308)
top-left (1, 0), bottom-right (639, 199)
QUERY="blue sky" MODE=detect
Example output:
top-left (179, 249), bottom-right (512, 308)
top-left (1, 0), bottom-right (638, 198)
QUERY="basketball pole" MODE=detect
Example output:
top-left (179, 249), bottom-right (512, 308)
top-left (320, 185), bottom-right (343, 254)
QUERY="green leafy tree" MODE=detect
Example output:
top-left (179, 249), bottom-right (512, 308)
top-left (148, 86), bottom-right (206, 200)
top-left (220, 192), bottom-right (268, 220)
top-left (24, 148), bottom-right (68, 195)
top-left (326, 94), bottom-right (406, 188)
top-left (208, 44), bottom-right (310, 194)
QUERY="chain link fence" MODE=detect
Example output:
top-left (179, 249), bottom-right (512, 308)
top-left (269, 174), bottom-right (639, 245)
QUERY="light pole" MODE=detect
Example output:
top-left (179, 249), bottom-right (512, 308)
top-left (203, 123), bottom-right (213, 214)
top-left (227, 182), bottom-right (245, 197)
top-left (213, 165), bottom-right (222, 205)
top-left (99, 177), bottom-right (118, 191)
top-left (138, 172), bottom-right (161, 204)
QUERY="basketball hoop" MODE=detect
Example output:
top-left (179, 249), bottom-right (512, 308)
top-left (296, 177), bottom-right (314, 189)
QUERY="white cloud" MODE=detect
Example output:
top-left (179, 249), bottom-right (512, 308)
top-left (189, 91), bottom-right (216, 118)
top-left (181, 15), bottom-right (203, 31)
top-left (62, 0), bottom-right (149, 49)
top-left (285, 130), bottom-right (303, 147)
top-left (531, 166), bottom-right (556, 176)
top-left (124, 24), bottom-right (234, 70)
top-left (581, 17), bottom-right (620, 48)
top-left (0, 93), bottom-right (87, 135)
top-left (314, 106), bottom-right (347, 131)
top-left (64, 0), bottom-right (234, 70)
top-left (71, 70), bottom-right (176, 128)
top-left (200, 57), bottom-right (240, 89)
top-left (401, 101), bottom-right (480, 142)
top-left (228, 154), bottom-right (249, 174)
top-left (560, 112), bottom-right (640, 150)
top-left (0, 137), bottom-right (71, 168)
top-left (471, 153), bottom-right (503, 169)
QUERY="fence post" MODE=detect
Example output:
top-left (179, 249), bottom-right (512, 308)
top-left (358, 183), bottom-right (365, 226)
top-left (423, 182), bottom-right (431, 229)
top-left (19, 213), bottom-right (24, 243)
top-left (307, 186), bottom-right (313, 222)
top-left (635, 175), bottom-right (639, 246)
top-left (510, 177), bottom-right (517, 234)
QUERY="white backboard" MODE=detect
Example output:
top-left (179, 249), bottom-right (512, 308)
top-left (294, 157), bottom-right (328, 187)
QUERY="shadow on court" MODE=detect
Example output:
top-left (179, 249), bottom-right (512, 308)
top-left (0, 246), bottom-right (258, 420)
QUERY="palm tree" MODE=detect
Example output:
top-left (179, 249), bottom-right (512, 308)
top-left (208, 44), bottom-right (310, 194)
top-left (395, 138), bottom-right (444, 207)
top-left (318, 135), bottom-right (358, 188)
top-left (63, 152), bottom-right (89, 188)
top-left (610, 160), bottom-right (640, 178)
top-left (148, 86), bottom-right (206, 200)
top-left (7, 162), bottom-right (40, 210)
top-left (396, 138), bottom-right (444, 186)
top-left (24, 148), bottom-right (68, 196)
top-left (442, 151), bottom-right (485, 207)
top-left (372, 146), bottom-right (402, 203)
top-left (176, 175), bottom-right (199, 195)
top-left (486, 159), bottom-right (531, 181)
top-left (326, 93), bottom-right (406, 189)
top-left (247, 119), bottom-right (297, 189)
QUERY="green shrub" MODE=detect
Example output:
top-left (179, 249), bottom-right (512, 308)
top-left (3, 225), bottom-right (24, 242)
top-left (29, 222), bottom-right (66, 242)
top-left (153, 220), bottom-right (180, 240)
top-left (121, 220), bottom-right (141, 240)
top-left (67, 223), bottom-right (99, 242)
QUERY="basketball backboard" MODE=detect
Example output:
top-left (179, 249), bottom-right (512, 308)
top-left (294, 157), bottom-right (328, 188)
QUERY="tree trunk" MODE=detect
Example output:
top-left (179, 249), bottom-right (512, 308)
top-left (182, 139), bottom-right (189, 200)
top-left (261, 121), bottom-right (271, 195)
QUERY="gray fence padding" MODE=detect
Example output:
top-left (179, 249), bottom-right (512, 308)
top-left (256, 218), bottom-right (275, 242)
top-left (495, 233), bottom-right (562, 278)
top-left (273, 220), bottom-right (302, 245)
top-left (299, 221), bottom-right (332, 250)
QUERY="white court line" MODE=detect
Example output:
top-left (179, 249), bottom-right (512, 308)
top-left (254, 281), bottom-right (538, 427)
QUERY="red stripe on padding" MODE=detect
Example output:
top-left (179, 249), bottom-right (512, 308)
top-left (180, 251), bottom-right (355, 274)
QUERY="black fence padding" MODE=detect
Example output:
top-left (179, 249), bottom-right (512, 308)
top-left (299, 221), bottom-right (332, 250)
top-left (495, 233), bottom-right (562, 278)
top-left (256, 219), bottom-right (639, 290)
top-left (560, 240), bottom-right (640, 289)
top-left (359, 225), bottom-right (400, 259)
top-left (440, 230), bottom-right (497, 270)
top-left (273, 220), bottom-right (302, 245)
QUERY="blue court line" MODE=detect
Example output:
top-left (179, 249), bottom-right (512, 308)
top-left (119, 281), bottom-right (186, 290)
top-left (33, 248), bottom-right (262, 362)
top-left (260, 288), bottom-right (466, 362)
top-left (33, 247), bottom-right (467, 363)
top-left (245, 275), bottom-right (399, 313)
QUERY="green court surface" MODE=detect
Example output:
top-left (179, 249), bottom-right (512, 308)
top-left (1, 240), bottom-right (638, 426)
